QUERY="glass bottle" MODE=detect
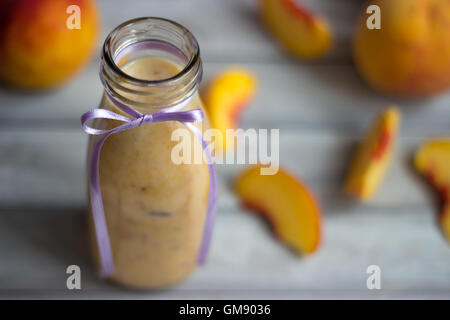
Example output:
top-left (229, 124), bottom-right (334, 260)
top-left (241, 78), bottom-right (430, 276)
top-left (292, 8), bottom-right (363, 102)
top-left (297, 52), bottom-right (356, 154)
top-left (87, 17), bottom-right (209, 288)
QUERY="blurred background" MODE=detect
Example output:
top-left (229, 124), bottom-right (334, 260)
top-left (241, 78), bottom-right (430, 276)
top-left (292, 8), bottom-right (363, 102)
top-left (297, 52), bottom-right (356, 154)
top-left (0, 0), bottom-right (449, 299)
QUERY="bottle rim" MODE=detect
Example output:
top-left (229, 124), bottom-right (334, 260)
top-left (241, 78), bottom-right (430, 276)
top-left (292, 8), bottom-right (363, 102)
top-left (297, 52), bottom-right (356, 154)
top-left (102, 17), bottom-right (201, 87)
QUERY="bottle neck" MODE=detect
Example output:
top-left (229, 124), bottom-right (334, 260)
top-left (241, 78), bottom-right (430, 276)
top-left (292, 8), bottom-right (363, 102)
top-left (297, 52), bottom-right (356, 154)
top-left (100, 18), bottom-right (202, 111)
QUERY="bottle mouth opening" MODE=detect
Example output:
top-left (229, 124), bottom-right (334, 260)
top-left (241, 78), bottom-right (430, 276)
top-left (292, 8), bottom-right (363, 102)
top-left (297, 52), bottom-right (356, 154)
top-left (102, 17), bottom-right (201, 87)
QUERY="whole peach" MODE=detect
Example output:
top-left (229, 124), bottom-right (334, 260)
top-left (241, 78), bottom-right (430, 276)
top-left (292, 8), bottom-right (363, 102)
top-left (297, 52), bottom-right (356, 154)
top-left (353, 0), bottom-right (450, 98)
top-left (0, 0), bottom-right (100, 90)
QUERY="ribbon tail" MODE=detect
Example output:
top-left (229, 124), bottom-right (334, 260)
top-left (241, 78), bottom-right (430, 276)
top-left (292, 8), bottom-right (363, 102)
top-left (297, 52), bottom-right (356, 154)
top-left (89, 134), bottom-right (115, 277)
top-left (183, 122), bottom-right (218, 265)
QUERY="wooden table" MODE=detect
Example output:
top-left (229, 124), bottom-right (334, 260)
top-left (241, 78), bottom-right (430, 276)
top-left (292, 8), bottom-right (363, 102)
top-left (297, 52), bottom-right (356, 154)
top-left (0, 0), bottom-right (449, 299)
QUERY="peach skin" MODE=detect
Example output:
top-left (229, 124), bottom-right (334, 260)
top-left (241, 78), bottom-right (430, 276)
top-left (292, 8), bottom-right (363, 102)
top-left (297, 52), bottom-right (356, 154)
top-left (0, 0), bottom-right (100, 90)
top-left (353, 0), bottom-right (450, 98)
top-left (415, 139), bottom-right (450, 201)
top-left (345, 107), bottom-right (401, 201)
top-left (415, 139), bottom-right (450, 242)
top-left (203, 68), bottom-right (257, 153)
top-left (235, 165), bottom-right (321, 254)
top-left (259, 0), bottom-right (332, 60)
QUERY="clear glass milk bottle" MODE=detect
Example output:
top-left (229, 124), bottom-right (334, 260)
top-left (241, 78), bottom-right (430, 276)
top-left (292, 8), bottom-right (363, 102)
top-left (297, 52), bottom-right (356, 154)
top-left (83, 18), bottom-right (216, 289)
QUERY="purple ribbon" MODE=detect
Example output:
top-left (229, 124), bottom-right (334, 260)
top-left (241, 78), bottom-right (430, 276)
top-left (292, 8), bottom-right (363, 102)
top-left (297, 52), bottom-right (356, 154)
top-left (81, 89), bottom-right (218, 277)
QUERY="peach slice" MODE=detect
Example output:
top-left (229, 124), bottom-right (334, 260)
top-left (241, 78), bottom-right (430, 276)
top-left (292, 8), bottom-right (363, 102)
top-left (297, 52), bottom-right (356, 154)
top-left (345, 107), bottom-right (401, 200)
top-left (415, 139), bottom-right (450, 241)
top-left (203, 68), bottom-right (257, 153)
top-left (259, 0), bottom-right (332, 60)
top-left (415, 139), bottom-right (450, 202)
top-left (235, 165), bottom-right (321, 254)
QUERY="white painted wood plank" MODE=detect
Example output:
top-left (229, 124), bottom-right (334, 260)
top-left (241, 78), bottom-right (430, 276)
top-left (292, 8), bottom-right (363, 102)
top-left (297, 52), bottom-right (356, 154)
top-left (2, 62), bottom-right (450, 135)
top-left (0, 127), bottom-right (438, 208)
top-left (0, 206), bottom-right (448, 298)
top-left (94, 0), bottom-right (360, 63)
top-left (1, 0), bottom-right (449, 299)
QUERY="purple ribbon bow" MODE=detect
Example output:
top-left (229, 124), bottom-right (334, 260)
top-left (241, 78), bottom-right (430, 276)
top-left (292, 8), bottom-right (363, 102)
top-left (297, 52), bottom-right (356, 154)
top-left (81, 90), bottom-right (218, 277)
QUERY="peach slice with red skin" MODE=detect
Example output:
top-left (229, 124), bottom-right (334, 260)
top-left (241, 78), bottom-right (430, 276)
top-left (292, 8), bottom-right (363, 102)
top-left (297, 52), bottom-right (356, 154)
top-left (415, 139), bottom-right (450, 202)
top-left (203, 68), bottom-right (257, 153)
top-left (259, 0), bottom-right (332, 60)
top-left (345, 107), bottom-right (401, 200)
top-left (415, 139), bottom-right (450, 242)
top-left (235, 165), bottom-right (321, 254)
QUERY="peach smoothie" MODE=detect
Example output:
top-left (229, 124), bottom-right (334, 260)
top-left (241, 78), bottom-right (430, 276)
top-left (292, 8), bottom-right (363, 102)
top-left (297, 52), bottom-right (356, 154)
top-left (88, 56), bottom-right (209, 288)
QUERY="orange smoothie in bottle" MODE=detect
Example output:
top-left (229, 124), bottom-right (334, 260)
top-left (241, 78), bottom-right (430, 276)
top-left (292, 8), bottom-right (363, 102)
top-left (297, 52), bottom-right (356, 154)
top-left (87, 18), bottom-right (210, 289)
